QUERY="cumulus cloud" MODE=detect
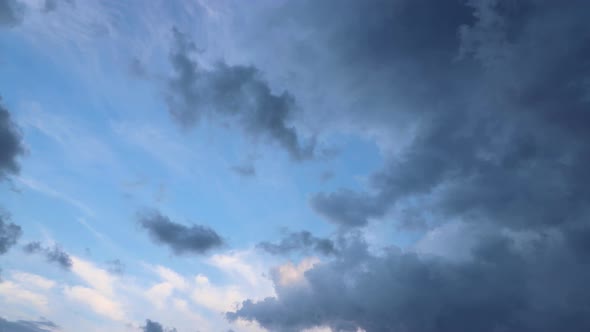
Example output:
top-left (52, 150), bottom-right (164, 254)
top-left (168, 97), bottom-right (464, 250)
top-left (165, 27), bottom-right (317, 161)
top-left (0, 98), bottom-right (25, 179)
top-left (22, 242), bottom-right (72, 270)
top-left (0, 316), bottom-right (59, 332)
top-left (138, 209), bottom-right (223, 255)
top-left (257, 231), bottom-right (336, 256)
top-left (0, 214), bottom-right (21, 255)
top-left (229, 229), bottom-right (590, 332)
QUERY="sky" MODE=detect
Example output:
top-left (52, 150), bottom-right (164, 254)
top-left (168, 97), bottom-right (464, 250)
top-left (1, 0), bottom-right (590, 331)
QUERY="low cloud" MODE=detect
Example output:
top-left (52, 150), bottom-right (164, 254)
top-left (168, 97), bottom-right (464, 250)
top-left (229, 227), bottom-right (590, 332)
top-left (165, 27), bottom-right (317, 161)
top-left (138, 209), bottom-right (224, 255)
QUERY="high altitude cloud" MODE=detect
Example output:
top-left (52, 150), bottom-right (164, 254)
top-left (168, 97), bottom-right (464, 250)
top-left (165, 28), bottom-right (316, 161)
top-left (0, 98), bottom-right (25, 179)
top-left (138, 209), bottom-right (223, 255)
top-left (0, 214), bottom-right (21, 255)
top-left (22, 242), bottom-right (73, 270)
top-left (257, 230), bottom-right (336, 256)
top-left (142, 319), bottom-right (176, 332)
top-left (0, 317), bottom-right (59, 332)
top-left (227, 0), bottom-right (590, 331)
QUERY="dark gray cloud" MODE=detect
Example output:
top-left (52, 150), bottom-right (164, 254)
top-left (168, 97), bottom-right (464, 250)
top-left (305, 0), bottom-right (590, 230)
top-left (257, 230), bottom-right (336, 256)
top-left (0, 213), bottom-right (21, 255)
top-left (229, 227), bottom-right (590, 332)
top-left (0, 317), bottom-right (59, 332)
top-left (165, 27), bottom-right (317, 161)
top-left (0, 98), bottom-right (25, 179)
top-left (138, 209), bottom-right (223, 255)
top-left (0, 0), bottom-right (24, 27)
top-left (227, 1), bottom-right (590, 331)
top-left (142, 319), bottom-right (177, 332)
top-left (23, 241), bottom-right (72, 270)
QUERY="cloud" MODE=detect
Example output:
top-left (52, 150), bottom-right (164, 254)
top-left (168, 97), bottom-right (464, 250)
top-left (42, 0), bottom-right (74, 13)
top-left (138, 209), bottom-right (223, 255)
top-left (63, 286), bottom-right (125, 321)
top-left (226, 1), bottom-right (590, 331)
top-left (304, 0), bottom-right (590, 231)
top-left (142, 319), bottom-right (177, 332)
top-left (229, 228), bottom-right (590, 332)
top-left (165, 27), bottom-right (317, 161)
top-left (0, 0), bottom-right (24, 27)
top-left (0, 316), bottom-right (59, 332)
top-left (10, 271), bottom-right (56, 290)
top-left (0, 98), bottom-right (25, 179)
top-left (105, 259), bottom-right (125, 275)
top-left (230, 163), bottom-right (256, 178)
top-left (0, 214), bottom-right (21, 255)
top-left (22, 242), bottom-right (73, 270)
top-left (257, 231), bottom-right (336, 256)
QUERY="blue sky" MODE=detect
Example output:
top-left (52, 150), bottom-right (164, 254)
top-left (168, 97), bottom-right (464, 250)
top-left (2, 1), bottom-right (590, 332)
top-left (1, 1), bottom-right (385, 331)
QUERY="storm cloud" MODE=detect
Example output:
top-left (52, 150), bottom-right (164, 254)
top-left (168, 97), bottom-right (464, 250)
top-left (227, 0), bottom-right (590, 331)
top-left (230, 226), bottom-right (590, 332)
top-left (257, 230), bottom-right (336, 256)
top-left (165, 27), bottom-right (316, 161)
top-left (306, 0), bottom-right (590, 230)
top-left (138, 209), bottom-right (223, 255)
top-left (22, 241), bottom-right (73, 270)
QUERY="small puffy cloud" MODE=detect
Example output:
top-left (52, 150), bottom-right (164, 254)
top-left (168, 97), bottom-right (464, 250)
top-left (138, 209), bottom-right (224, 255)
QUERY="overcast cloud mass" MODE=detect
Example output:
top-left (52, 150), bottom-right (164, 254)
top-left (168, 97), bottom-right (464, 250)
top-left (1, 0), bottom-right (589, 331)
